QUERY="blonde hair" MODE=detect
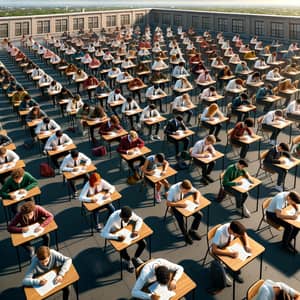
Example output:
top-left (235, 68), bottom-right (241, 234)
top-left (206, 103), bottom-right (218, 117)
top-left (129, 130), bottom-right (138, 139)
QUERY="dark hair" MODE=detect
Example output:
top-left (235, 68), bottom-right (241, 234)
top-left (71, 150), bottom-right (79, 158)
top-left (120, 206), bottom-right (132, 219)
top-left (149, 104), bottom-right (156, 110)
top-left (155, 266), bottom-right (171, 285)
top-left (240, 93), bottom-right (248, 100)
top-left (20, 201), bottom-right (35, 214)
top-left (175, 115), bottom-right (183, 122)
top-left (127, 97), bottom-right (133, 103)
top-left (275, 110), bottom-right (283, 117)
top-left (36, 246), bottom-right (50, 260)
top-left (238, 159), bottom-right (248, 167)
top-left (56, 130), bottom-right (63, 137)
top-left (277, 289), bottom-right (293, 300)
top-left (229, 221), bottom-right (246, 235)
top-left (156, 153), bottom-right (165, 163)
top-left (288, 192), bottom-right (300, 204)
top-left (244, 118), bottom-right (254, 127)
top-left (278, 142), bottom-right (289, 152)
top-left (43, 117), bottom-right (50, 124)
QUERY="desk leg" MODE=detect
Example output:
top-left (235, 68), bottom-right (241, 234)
top-left (149, 236), bottom-right (152, 259)
top-left (206, 206), bottom-right (210, 235)
top-left (232, 278), bottom-right (236, 300)
top-left (90, 213), bottom-right (94, 236)
top-left (259, 254), bottom-right (263, 279)
top-left (192, 288), bottom-right (195, 300)
top-left (74, 281), bottom-right (79, 300)
top-left (258, 139), bottom-right (261, 160)
top-left (55, 229), bottom-right (59, 250)
top-left (120, 253), bottom-right (123, 280)
top-left (256, 185), bottom-right (260, 212)
top-left (153, 186), bottom-right (156, 206)
top-left (16, 246), bottom-right (21, 272)
top-left (294, 165), bottom-right (298, 189)
top-left (289, 123), bottom-right (292, 144)
top-left (185, 217), bottom-right (188, 233)
top-left (67, 180), bottom-right (72, 201)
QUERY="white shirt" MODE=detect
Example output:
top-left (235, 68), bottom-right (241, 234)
top-left (116, 72), bottom-right (133, 82)
top-left (107, 92), bottom-right (126, 104)
top-left (0, 150), bottom-right (19, 164)
top-left (131, 258), bottom-right (184, 300)
top-left (172, 66), bottom-right (189, 77)
top-left (172, 95), bottom-right (191, 109)
top-left (201, 88), bottom-right (216, 99)
top-left (152, 60), bottom-right (168, 70)
top-left (286, 100), bottom-right (300, 114)
top-left (66, 99), bottom-right (84, 113)
top-left (262, 111), bottom-right (277, 124)
top-left (121, 100), bottom-right (140, 113)
top-left (167, 182), bottom-right (197, 202)
top-left (108, 68), bottom-right (121, 77)
top-left (35, 119), bottom-right (61, 135)
top-left (38, 75), bottom-right (52, 85)
top-left (44, 133), bottom-right (72, 151)
top-left (266, 70), bottom-right (282, 80)
top-left (59, 152), bottom-right (91, 172)
top-left (254, 60), bottom-right (267, 68)
top-left (31, 68), bottom-right (44, 78)
top-left (79, 179), bottom-right (115, 202)
top-left (226, 79), bottom-right (241, 91)
top-left (140, 106), bottom-right (160, 122)
top-left (266, 192), bottom-right (289, 213)
top-left (174, 79), bottom-right (191, 90)
top-left (48, 82), bottom-right (62, 93)
top-left (212, 223), bottom-right (234, 248)
top-left (101, 209), bottom-right (143, 240)
top-left (145, 86), bottom-right (164, 98)
top-left (191, 139), bottom-right (216, 157)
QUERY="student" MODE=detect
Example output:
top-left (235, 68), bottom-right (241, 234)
top-left (121, 96), bottom-right (141, 130)
top-left (211, 221), bottom-right (251, 288)
top-left (191, 135), bottom-right (217, 185)
top-left (172, 61), bottom-right (189, 78)
top-left (232, 93), bottom-right (251, 122)
top-left (99, 115), bottom-right (123, 134)
top-left (8, 201), bottom-right (53, 257)
top-left (79, 172), bottom-right (116, 231)
top-left (107, 88), bottom-right (126, 118)
top-left (66, 94), bottom-right (83, 113)
top-left (167, 180), bottom-right (202, 244)
top-left (172, 93), bottom-right (194, 126)
top-left (76, 103), bottom-right (91, 136)
top-left (131, 258), bottom-right (184, 299)
top-left (145, 84), bottom-right (166, 112)
top-left (35, 117), bottom-right (61, 135)
top-left (256, 84), bottom-right (273, 112)
top-left (140, 104), bottom-right (161, 140)
top-left (26, 106), bottom-right (47, 122)
top-left (266, 191), bottom-right (300, 253)
top-left (101, 206), bottom-right (146, 272)
top-left (286, 98), bottom-right (300, 124)
top-left (22, 246), bottom-right (72, 300)
top-left (60, 150), bottom-right (91, 197)
top-left (19, 94), bottom-right (39, 110)
top-left (263, 142), bottom-right (293, 192)
top-left (222, 159), bottom-right (253, 217)
top-left (0, 147), bottom-right (19, 184)
top-left (0, 132), bottom-right (12, 147)
top-left (230, 118), bottom-right (255, 158)
top-left (255, 279), bottom-right (300, 300)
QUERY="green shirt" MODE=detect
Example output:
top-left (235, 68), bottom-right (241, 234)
top-left (222, 164), bottom-right (247, 187)
top-left (0, 172), bottom-right (38, 199)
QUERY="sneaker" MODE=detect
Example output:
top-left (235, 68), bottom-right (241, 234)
top-left (189, 229), bottom-right (201, 240)
top-left (233, 273), bottom-right (244, 284)
top-left (155, 190), bottom-right (161, 203)
top-left (153, 135), bottom-right (161, 140)
top-left (82, 130), bottom-right (88, 137)
top-left (204, 175), bottom-right (214, 183)
top-left (184, 234), bottom-right (193, 245)
top-left (29, 246), bottom-right (35, 258)
top-left (275, 185), bottom-right (283, 192)
top-left (126, 260), bottom-right (134, 273)
top-left (150, 135), bottom-right (155, 141)
top-left (225, 273), bottom-right (233, 287)
top-left (73, 191), bottom-right (79, 198)
top-left (96, 224), bottom-right (102, 232)
top-left (242, 204), bottom-right (251, 218)
top-left (269, 139), bottom-right (276, 146)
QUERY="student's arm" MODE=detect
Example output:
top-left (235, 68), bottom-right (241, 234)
top-left (58, 158), bottom-right (72, 173)
top-left (44, 137), bottom-right (53, 151)
top-left (241, 232), bottom-right (252, 252)
top-left (63, 134), bottom-right (72, 145)
top-left (37, 206), bottom-right (54, 228)
top-left (100, 216), bottom-right (119, 240)
top-left (24, 173), bottom-right (38, 191)
top-left (7, 213), bottom-right (23, 233)
top-left (101, 179), bottom-right (116, 195)
top-left (51, 120), bottom-right (61, 131)
top-left (222, 168), bottom-right (237, 187)
top-left (136, 138), bottom-right (145, 148)
top-left (141, 159), bottom-right (152, 175)
top-left (131, 212), bottom-right (143, 232)
top-left (8, 150), bottom-right (20, 163)
top-left (162, 160), bottom-right (169, 172)
top-left (22, 257), bottom-right (40, 286)
top-left (79, 182), bottom-right (92, 202)
top-left (275, 208), bottom-right (299, 220)
top-left (52, 249), bottom-right (72, 278)
top-left (211, 243), bottom-right (237, 258)
top-left (131, 272), bottom-right (152, 300)
top-left (80, 153), bottom-right (91, 166)
top-left (277, 282), bottom-right (300, 299)
top-left (0, 135), bottom-right (12, 146)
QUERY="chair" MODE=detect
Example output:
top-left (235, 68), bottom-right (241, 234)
top-left (246, 279), bottom-right (265, 300)
top-left (218, 171), bottom-right (235, 206)
top-left (224, 128), bottom-right (240, 159)
top-left (257, 198), bottom-right (283, 237)
top-left (255, 150), bottom-right (275, 183)
top-left (202, 224), bottom-right (221, 266)
top-left (256, 115), bottom-right (271, 142)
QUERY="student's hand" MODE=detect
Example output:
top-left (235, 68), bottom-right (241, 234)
top-left (22, 226), bottom-right (29, 233)
top-left (118, 235), bottom-right (125, 242)
top-left (73, 167), bottom-right (79, 171)
top-left (178, 203), bottom-right (187, 208)
top-left (19, 189), bottom-right (27, 194)
top-left (294, 294), bottom-right (300, 300)
top-left (131, 231), bottom-right (138, 238)
top-left (52, 145), bottom-right (57, 150)
top-left (103, 194), bottom-right (110, 200)
top-left (290, 214), bottom-right (298, 220)
top-left (230, 251), bottom-right (239, 258)
top-left (127, 150), bottom-right (134, 155)
top-left (244, 245), bottom-right (252, 253)
top-left (161, 170), bottom-right (166, 175)
top-left (209, 117), bottom-right (214, 121)
top-left (10, 194), bottom-right (17, 200)
top-left (151, 294), bottom-right (160, 300)
top-left (34, 226), bottom-right (42, 233)
top-left (236, 181), bottom-right (243, 186)
top-left (39, 279), bottom-right (47, 286)
top-left (54, 275), bottom-right (63, 284)
top-left (168, 279), bottom-right (177, 290)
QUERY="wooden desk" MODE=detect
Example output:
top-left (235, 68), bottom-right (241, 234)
top-left (192, 150), bottom-right (225, 171)
top-left (47, 143), bottom-right (77, 157)
top-left (24, 264), bottom-right (79, 300)
top-left (204, 116), bottom-right (229, 126)
top-left (217, 236), bottom-right (265, 300)
top-left (82, 191), bottom-right (122, 235)
top-left (269, 119), bottom-right (293, 143)
top-left (120, 146), bottom-right (151, 162)
top-left (11, 220), bottom-right (58, 271)
top-left (174, 104), bottom-right (196, 114)
top-left (124, 108), bottom-right (143, 117)
top-left (234, 134), bottom-right (262, 159)
top-left (169, 129), bottom-right (195, 141)
top-left (86, 117), bottom-right (109, 142)
top-left (144, 116), bottom-right (166, 126)
top-left (0, 159), bottom-right (26, 176)
top-left (101, 129), bottom-right (128, 157)
top-left (108, 222), bottom-right (153, 279)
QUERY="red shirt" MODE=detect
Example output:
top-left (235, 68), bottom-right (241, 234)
top-left (117, 135), bottom-right (144, 154)
top-left (230, 122), bottom-right (252, 140)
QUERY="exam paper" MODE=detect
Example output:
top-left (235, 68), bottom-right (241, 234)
top-left (94, 194), bottom-right (111, 205)
top-left (239, 178), bottom-right (253, 190)
top-left (148, 282), bottom-right (176, 300)
top-left (13, 189), bottom-right (28, 201)
top-left (227, 243), bottom-right (251, 261)
top-left (281, 157), bottom-right (294, 167)
top-left (116, 228), bottom-right (140, 245)
top-left (286, 207), bottom-right (300, 222)
top-left (22, 223), bottom-right (45, 238)
top-left (34, 270), bottom-right (61, 296)
top-left (152, 169), bottom-right (162, 178)
top-left (0, 162), bottom-right (16, 170)
top-left (184, 200), bottom-right (199, 212)
top-left (71, 166), bottom-right (86, 175)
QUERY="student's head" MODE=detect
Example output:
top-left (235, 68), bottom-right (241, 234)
top-left (155, 153), bottom-right (165, 163)
top-left (205, 135), bottom-right (216, 145)
top-left (236, 79), bottom-right (243, 85)
top-left (115, 88), bottom-right (121, 94)
top-left (180, 179), bottom-right (193, 194)
top-left (266, 84), bottom-right (273, 90)
top-left (129, 130), bottom-right (139, 141)
top-left (276, 289), bottom-right (293, 300)
top-left (175, 115), bottom-right (184, 122)
top-left (83, 103), bottom-right (90, 111)
top-left (89, 172), bottom-right (101, 187)
top-left (155, 266), bottom-right (171, 285)
top-left (23, 94), bottom-right (31, 102)
top-left (127, 97), bottom-right (133, 103)
top-left (240, 93), bottom-right (248, 100)
top-left (207, 103), bottom-right (218, 117)
top-left (287, 191), bottom-right (300, 206)
top-left (110, 115), bottom-right (120, 126)
top-left (209, 86), bottom-right (216, 92)
top-left (11, 168), bottom-right (25, 184)
top-left (74, 94), bottom-right (81, 101)
top-left (178, 61), bottom-right (184, 67)
top-left (237, 159), bottom-right (248, 170)
top-left (71, 149), bottom-right (79, 160)
top-left (42, 117), bottom-right (50, 125)
top-left (120, 206), bottom-right (132, 222)
top-left (277, 142), bottom-right (289, 152)
top-left (0, 147), bottom-right (7, 157)
top-left (20, 201), bottom-right (36, 221)
top-left (244, 118), bottom-right (254, 128)
top-left (274, 110), bottom-right (283, 117)
top-left (36, 246), bottom-right (51, 266)
top-left (56, 130), bottom-right (63, 138)
top-left (229, 221), bottom-right (246, 237)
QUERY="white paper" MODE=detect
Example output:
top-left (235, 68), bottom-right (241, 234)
top-left (176, 130), bottom-right (184, 135)
top-left (239, 178), bottom-right (253, 190)
top-left (94, 194), bottom-right (111, 205)
top-left (22, 223), bottom-right (45, 238)
top-left (185, 200), bottom-right (199, 212)
top-left (242, 135), bottom-right (252, 142)
top-left (56, 145), bottom-right (65, 151)
top-left (13, 189), bottom-right (28, 201)
top-left (34, 270), bottom-right (61, 296)
top-left (152, 169), bottom-right (162, 178)
top-left (149, 282), bottom-right (176, 300)
top-left (115, 228), bottom-right (139, 245)
top-left (285, 207), bottom-right (300, 222)
top-left (0, 162), bottom-right (16, 170)
top-left (40, 131), bottom-right (51, 136)
top-left (133, 149), bottom-right (141, 155)
top-left (108, 131), bottom-right (117, 136)
top-left (227, 243), bottom-right (251, 261)
top-left (71, 166), bottom-right (86, 175)
top-left (281, 157), bottom-right (294, 167)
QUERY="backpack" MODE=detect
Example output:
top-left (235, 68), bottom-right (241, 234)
top-left (92, 146), bottom-right (107, 157)
top-left (209, 260), bottom-right (227, 291)
top-left (40, 163), bottom-right (55, 177)
top-left (23, 138), bottom-right (35, 150)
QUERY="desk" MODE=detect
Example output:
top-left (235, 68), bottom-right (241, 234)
top-left (234, 134), bottom-right (262, 159)
top-left (120, 146), bottom-right (151, 165)
top-left (23, 264), bottom-right (79, 300)
top-left (82, 191), bottom-right (122, 235)
top-left (192, 150), bottom-right (225, 172)
top-left (269, 119), bottom-right (293, 143)
top-left (101, 129), bottom-right (128, 157)
top-left (144, 166), bottom-right (177, 206)
top-left (0, 160), bottom-right (26, 180)
top-left (147, 94), bottom-right (168, 111)
top-left (261, 95), bottom-right (282, 108)
top-left (169, 129), bottom-right (195, 142)
top-left (37, 131), bottom-right (57, 153)
top-left (217, 236), bottom-right (265, 300)
top-left (86, 117), bottom-right (109, 142)
top-left (108, 222), bottom-right (153, 279)
top-left (11, 220), bottom-right (58, 271)
top-left (47, 143), bottom-right (77, 159)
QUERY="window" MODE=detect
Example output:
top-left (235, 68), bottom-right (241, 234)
top-left (120, 14), bottom-right (130, 26)
top-left (202, 17), bottom-right (210, 30)
top-left (37, 20), bottom-right (50, 34)
top-left (255, 21), bottom-right (265, 36)
top-left (271, 22), bottom-right (284, 38)
top-left (290, 23), bottom-right (300, 40)
top-left (106, 15), bottom-right (116, 27)
top-left (232, 19), bottom-right (244, 33)
top-left (174, 15), bottom-right (182, 27)
top-left (135, 13), bottom-right (144, 25)
top-left (218, 18), bottom-right (228, 32)
top-left (88, 16), bottom-right (99, 29)
top-left (191, 16), bottom-right (199, 28)
top-left (15, 22), bottom-right (29, 36)
top-left (0, 24), bottom-right (8, 38)
top-left (73, 18), bottom-right (84, 31)
top-left (55, 19), bottom-right (68, 32)
top-left (162, 14), bottom-right (171, 25)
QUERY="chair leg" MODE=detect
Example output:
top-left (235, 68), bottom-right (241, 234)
top-left (163, 206), bottom-right (169, 221)
top-left (256, 217), bottom-right (264, 231)
top-left (202, 248), bottom-right (209, 266)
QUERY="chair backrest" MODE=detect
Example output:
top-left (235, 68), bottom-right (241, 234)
top-left (247, 279), bottom-right (265, 300)
top-left (135, 259), bottom-right (155, 279)
top-left (207, 224), bottom-right (222, 242)
top-left (292, 135), bottom-right (300, 146)
top-left (262, 198), bottom-right (272, 210)
top-left (227, 128), bottom-right (234, 137)
top-left (260, 149), bottom-right (269, 160)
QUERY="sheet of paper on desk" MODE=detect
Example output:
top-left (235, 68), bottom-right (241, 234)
top-left (41, 130), bottom-right (51, 135)
top-left (286, 207), bottom-right (300, 222)
top-left (239, 178), bottom-right (252, 190)
top-left (56, 145), bottom-right (64, 151)
top-left (71, 166), bottom-right (85, 175)
top-left (116, 228), bottom-right (140, 245)
top-left (0, 162), bottom-right (15, 170)
top-left (243, 135), bottom-right (252, 142)
top-left (133, 149), bottom-right (141, 155)
top-left (281, 157), bottom-right (294, 167)
top-left (108, 131), bottom-right (117, 136)
top-left (34, 270), bottom-right (61, 296)
top-left (22, 223), bottom-right (45, 238)
top-left (14, 190), bottom-right (28, 200)
top-left (185, 200), bottom-right (199, 212)
top-left (227, 243), bottom-right (251, 261)
top-left (153, 169), bottom-right (161, 178)
top-left (95, 194), bottom-right (111, 205)
top-left (149, 282), bottom-right (176, 300)
top-left (176, 130), bottom-right (184, 135)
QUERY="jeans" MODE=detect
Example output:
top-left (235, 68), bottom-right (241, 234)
top-left (231, 139), bottom-right (249, 158)
top-left (262, 124), bottom-right (280, 141)
top-left (224, 185), bottom-right (248, 208)
top-left (194, 159), bottom-right (215, 176)
top-left (120, 239), bottom-right (146, 261)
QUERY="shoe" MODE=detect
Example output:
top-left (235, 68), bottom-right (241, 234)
top-left (155, 190), bottom-right (161, 203)
top-left (275, 185), bottom-right (283, 192)
top-left (125, 260), bottom-right (135, 273)
top-left (42, 150), bottom-right (47, 155)
top-left (184, 234), bottom-right (194, 245)
top-left (74, 191), bottom-right (79, 198)
top-left (216, 137), bottom-right (221, 142)
top-left (96, 224), bottom-right (102, 232)
top-left (242, 204), bottom-right (251, 218)
top-left (82, 131), bottom-right (88, 137)
top-left (269, 139), bottom-right (276, 146)
top-left (225, 273), bottom-right (233, 287)
top-left (189, 229), bottom-right (201, 240)
top-left (233, 273), bottom-right (244, 284)
top-left (200, 177), bottom-right (208, 185)
top-left (153, 135), bottom-right (161, 140)
top-left (150, 135), bottom-right (155, 141)
top-left (204, 175), bottom-right (214, 183)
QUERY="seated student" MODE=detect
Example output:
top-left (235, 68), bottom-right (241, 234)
top-left (145, 84), bottom-right (166, 112)
top-left (117, 130), bottom-right (145, 179)
top-left (79, 172), bottom-right (116, 231)
top-left (167, 179), bottom-right (202, 244)
top-left (22, 246), bottom-right (72, 300)
top-left (254, 57), bottom-right (267, 69)
top-left (191, 135), bottom-right (217, 185)
top-left (66, 94), bottom-right (83, 114)
top-left (107, 88), bottom-right (126, 118)
top-left (172, 93), bottom-right (194, 126)
top-left (200, 86), bottom-right (219, 101)
top-left (172, 61), bottom-right (189, 78)
top-left (261, 110), bottom-right (286, 145)
top-left (8, 201), bottom-right (53, 258)
top-left (256, 84), bottom-right (274, 112)
top-left (26, 106), bottom-right (47, 122)
top-left (44, 130), bottom-right (73, 168)
top-left (225, 78), bottom-right (244, 92)
top-left (0, 132), bottom-right (12, 147)
top-left (286, 98), bottom-right (300, 124)
top-left (128, 77), bottom-right (145, 103)
top-left (222, 159), bottom-right (253, 217)
top-left (131, 258), bottom-right (184, 299)
top-left (263, 142), bottom-right (293, 192)
top-left (83, 75), bottom-right (99, 101)
top-left (19, 94), bottom-right (39, 111)
top-left (246, 71), bottom-right (261, 85)
top-left (173, 77), bottom-right (193, 93)
top-left (0, 147), bottom-right (20, 184)
top-left (95, 80), bottom-right (111, 100)
top-left (140, 104), bottom-right (161, 141)
top-left (76, 103), bottom-right (91, 136)
top-left (72, 69), bottom-right (88, 93)
top-left (200, 103), bottom-right (224, 142)
top-left (255, 279), bottom-right (300, 300)
top-left (232, 93), bottom-right (251, 122)
top-left (235, 61), bottom-right (250, 74)
top-left (99, 114), bottom-right (123, 135)
top-left (101, 206), bottom-right (146, 272)
top-left (164, 115), bottom-right (190, 157)
top-left (266, 67), bottom-right (283, 81)
top-left (152, 57), bottom-right (168, 71)
top-left (211, 221), bottom-right (251, 290)
top-left (121, 96), bottom-right (141, 130)
top-left (266, 191), bottom-right (300, 253)
top-left (35, 117), bottom-right (61, 135)
top-left (0, 168), bottom-right (38, 214)
top-left (141, 153), bottom-right (170, 202)
top-left (230, 118), bottom-right (255, 158)
top-left (60, 150), bottom-right (91, 197)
